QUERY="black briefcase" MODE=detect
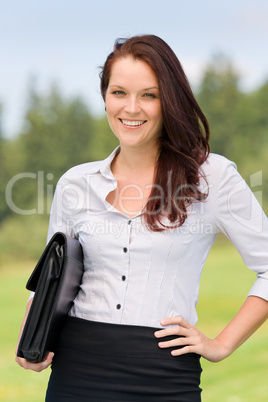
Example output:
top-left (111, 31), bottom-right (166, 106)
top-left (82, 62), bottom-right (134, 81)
top-left (17, 232), bottom-right (84, 363)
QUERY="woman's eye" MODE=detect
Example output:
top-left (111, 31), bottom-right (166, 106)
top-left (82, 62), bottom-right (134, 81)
top-left (112, 90), bottom-right (125, 95)
top-left (144, 93), bottom-right (156, 99)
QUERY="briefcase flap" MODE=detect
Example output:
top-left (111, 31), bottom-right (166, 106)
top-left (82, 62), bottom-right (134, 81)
top-left (26, 232), bottom-right (79, 292)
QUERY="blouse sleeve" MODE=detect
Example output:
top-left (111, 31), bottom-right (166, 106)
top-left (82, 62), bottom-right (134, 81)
top-left (28, 176), bottom-right (73, 301)
top-left (46, 176), bottom-right (75, 242)
top-left (215, 159), bottom-right (268, 301)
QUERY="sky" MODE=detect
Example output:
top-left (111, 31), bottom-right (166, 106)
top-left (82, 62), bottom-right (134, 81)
top-left (1, 0), bottom-right (268, 138)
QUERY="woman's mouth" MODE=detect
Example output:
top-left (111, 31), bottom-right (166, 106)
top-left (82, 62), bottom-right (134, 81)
top-left (120, 119), bottom-right (147, 127)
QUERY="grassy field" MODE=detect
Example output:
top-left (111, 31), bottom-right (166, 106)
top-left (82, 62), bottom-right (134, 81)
top-left (0, 237), bottom-right (267, 401)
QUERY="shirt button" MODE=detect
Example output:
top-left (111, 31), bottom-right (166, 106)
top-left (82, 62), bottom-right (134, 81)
top-left (116, 304), bottom-right (121, 309)
top-left (122, 276), bottom-right (126, 281)
top-left (123, 247), bottom-right (128, 253)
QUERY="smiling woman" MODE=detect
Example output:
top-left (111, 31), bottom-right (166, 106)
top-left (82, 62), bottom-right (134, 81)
top-left (16, 35), bottom-right (268, 402)
top-left (105, 56), bottom-right (163, 151)
top-left (100, 36), bottom-right (210, 231)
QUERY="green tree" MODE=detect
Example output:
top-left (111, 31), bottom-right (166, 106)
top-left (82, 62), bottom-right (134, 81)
top-left (21, 84), bottom-right (94, 176)
top-left (5, 83), bottom-right (119, 220)
top-left (9, 84), bottom-right (95, 216)
top-left (196, 54), bottom-right (244, 162)
top-left (236, 81), bottom-right (268, 212)
top-left (197, 59), bottom-right (268, 212)
top-left (91, 115), bottom-right (119, 161)
top-left (0, 103), bottom-right (28, 222)
top-left (0, 102), bottom-right (7, 221)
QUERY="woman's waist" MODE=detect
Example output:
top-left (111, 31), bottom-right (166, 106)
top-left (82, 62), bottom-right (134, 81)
top-left (69, 289), bottom-right (197, 328)
top-left (59, 315), bottom-right (200, 365)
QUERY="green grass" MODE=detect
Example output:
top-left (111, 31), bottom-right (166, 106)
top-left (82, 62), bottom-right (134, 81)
top-left (0, 260), bottom-right (51, 402)
top-left (0, 237), bottom-right (267, 401)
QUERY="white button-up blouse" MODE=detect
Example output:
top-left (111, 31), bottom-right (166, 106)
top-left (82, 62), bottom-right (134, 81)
top-left (44, 147), bottom-right (268, 329)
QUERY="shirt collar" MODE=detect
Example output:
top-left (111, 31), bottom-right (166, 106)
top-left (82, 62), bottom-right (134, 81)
top-left (93, 145), bottom-right (143, 220)
top-left (84, 146), bottom-right (120, 180)
top-left (99, 146), bottom-right (120, 179)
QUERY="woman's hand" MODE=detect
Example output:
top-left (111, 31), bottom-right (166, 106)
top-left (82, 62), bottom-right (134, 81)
top-left (154, 316), bottom-right (230, 363)
top-left (155, 298), bottom-right (268, 363)
top-left (15, 351), bottom-right (54, 372)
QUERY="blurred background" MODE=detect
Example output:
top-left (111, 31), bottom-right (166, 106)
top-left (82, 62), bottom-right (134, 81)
top-left (0, 1), bottom-right (267, 401)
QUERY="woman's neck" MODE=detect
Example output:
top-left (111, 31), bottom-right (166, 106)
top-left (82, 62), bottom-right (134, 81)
top-left (113, 144), bottom-right (159, 175)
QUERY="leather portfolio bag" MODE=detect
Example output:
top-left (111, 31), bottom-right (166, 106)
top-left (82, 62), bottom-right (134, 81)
top-left (17, 232), bottom-right (84, 363)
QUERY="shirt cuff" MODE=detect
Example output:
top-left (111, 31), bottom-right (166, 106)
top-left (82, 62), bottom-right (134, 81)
top-left (28, 291), bottom-right (35, 302)
top-left (247, 278), bottom-right (268, 301)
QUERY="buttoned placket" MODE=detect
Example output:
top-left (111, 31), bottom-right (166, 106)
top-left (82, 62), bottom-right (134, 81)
top-left (114, 217), bottom-right (133, 321)
top-left (99, 153), bottom-right (141, 322)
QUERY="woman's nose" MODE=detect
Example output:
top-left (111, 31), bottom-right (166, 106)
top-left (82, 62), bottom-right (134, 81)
top-left (124, 96), bottom-right (141, 114)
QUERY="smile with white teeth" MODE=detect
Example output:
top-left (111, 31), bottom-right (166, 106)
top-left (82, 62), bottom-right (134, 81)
top-left (120, 119), bottom-right (146, 127)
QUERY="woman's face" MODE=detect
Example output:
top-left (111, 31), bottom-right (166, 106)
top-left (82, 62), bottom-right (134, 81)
top-left (105, 56), bottom-right (163, 151)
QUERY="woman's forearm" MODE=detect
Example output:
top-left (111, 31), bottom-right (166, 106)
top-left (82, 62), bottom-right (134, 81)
top-left (16, 298), bottom-right (33, 351)
top-left (215, 295), bottom-right (268, 356)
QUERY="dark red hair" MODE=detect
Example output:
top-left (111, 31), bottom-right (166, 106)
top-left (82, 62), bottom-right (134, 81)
top-left (100, 35), bottom-right (210, 231)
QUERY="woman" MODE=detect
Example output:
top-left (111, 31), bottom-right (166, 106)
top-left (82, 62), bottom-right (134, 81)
top-left (16, 35), bottom-right (268, 401)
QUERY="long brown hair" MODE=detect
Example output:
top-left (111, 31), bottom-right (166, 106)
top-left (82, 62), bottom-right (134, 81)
top-left (100, 35), bottom-right (210, 231)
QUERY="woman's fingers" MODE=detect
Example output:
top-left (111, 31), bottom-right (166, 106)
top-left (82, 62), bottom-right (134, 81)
top-left (154, 316), bottom-right (193, 339)
top-left (157, 336), bottom-right (190, 349)
top-left (154, 316), bottom-right (229, 362)
top-left (15, 351), bottom-right (54, 372)
top-left (154, 326), bottom-right (188, 340)
top-left (160, 316), bottom-right (192, 329)
top-left (154, 316), bottom-right (201, 355)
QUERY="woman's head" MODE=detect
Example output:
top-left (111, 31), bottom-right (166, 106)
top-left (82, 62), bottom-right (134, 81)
top-left (104, 56), bottom-right (163, 151)
top-left (100, 35), bottom-right (178, 102)
top-left (100, 35), bottom-right (210, 231)
top-left (100, 35), bottom-right (209, 153)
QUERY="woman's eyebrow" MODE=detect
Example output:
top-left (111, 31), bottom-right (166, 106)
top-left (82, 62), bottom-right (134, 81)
top-left (143, 87), bottom-right (159, 91)
top-left (109, 84), bottom-right (159, 91)
top-left (109, 84), bottom-right (125, 89)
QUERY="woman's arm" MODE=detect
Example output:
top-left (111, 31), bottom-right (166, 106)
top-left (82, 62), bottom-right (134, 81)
top-left (154, 295), bottom-right (268, 362)
top-left (15, 299), bottom-right (54, 372)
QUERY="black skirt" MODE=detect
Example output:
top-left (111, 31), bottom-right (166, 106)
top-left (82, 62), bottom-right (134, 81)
top-left (46, 316), bottom-right (202, 402)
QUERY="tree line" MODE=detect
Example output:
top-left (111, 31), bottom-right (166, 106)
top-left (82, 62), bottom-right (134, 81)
top-left (1, 55), bottom-right (268, 230)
